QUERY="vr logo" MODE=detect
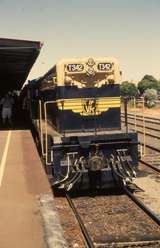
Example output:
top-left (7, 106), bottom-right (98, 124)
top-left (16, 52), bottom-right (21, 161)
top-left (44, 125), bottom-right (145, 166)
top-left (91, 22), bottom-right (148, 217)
top-left (83, 99), bottom-right (96, 115)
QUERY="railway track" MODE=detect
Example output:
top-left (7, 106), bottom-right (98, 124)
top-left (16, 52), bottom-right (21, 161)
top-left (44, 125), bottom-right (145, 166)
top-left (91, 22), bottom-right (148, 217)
top-left (66, 187), bottom-right (160, 248)
top-left (121, 113), bottom-right (160, 124)
top-left (121, 113), bottom-right (160, 153)
top-left (123, 113), bottom-right (160, 173)
top-left (53, 141), bottom-right (160, 247)
top-left (121, 113), bottom-right (160, 173)
top-left (121, 115), bottom-right (160, 173)
top-left (140, 144), bottom-right (160, 173)
top-left (122, 120), bottom-right (160, 133)
top-left (121, 115), bottom-right (160, 139)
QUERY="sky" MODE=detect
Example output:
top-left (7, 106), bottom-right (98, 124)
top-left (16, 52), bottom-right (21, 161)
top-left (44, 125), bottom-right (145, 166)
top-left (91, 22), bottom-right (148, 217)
top-left (0, 0), bottom-right (160, 83)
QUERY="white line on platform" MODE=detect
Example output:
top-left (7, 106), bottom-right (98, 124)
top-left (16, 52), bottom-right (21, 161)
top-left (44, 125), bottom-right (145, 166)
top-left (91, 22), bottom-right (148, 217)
top-left (0, 131), bottom-right (11, 187)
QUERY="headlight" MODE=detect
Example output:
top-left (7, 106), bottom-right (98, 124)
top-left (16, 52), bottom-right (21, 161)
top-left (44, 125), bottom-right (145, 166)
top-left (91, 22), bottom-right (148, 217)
top-left (88, 155), bottom-right (104, 171)
top-left (87, 58), bottom-right (95, 66)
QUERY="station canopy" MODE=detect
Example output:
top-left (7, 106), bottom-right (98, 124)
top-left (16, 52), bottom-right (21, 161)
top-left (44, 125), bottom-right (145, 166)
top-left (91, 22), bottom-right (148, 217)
top-left (0, 38), bottom-right (42, 94)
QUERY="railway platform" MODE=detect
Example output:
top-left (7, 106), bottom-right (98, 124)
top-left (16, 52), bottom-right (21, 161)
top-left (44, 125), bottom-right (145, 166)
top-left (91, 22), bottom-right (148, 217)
top-left (0, 129), bottom-right (67, 248)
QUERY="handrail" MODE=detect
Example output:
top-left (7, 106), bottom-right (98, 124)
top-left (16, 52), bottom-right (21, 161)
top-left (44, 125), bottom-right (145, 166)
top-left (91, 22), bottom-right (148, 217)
top-left (133, 98), bottom-right (137, 131)
top-left (142, 97), bottom-right (146, 156)
top-left (44, 100), bottom-right (57, 165)
top-left (39, 100), bottom-right (45, 156)
top-left (132, 97), bottom-right (146, 157)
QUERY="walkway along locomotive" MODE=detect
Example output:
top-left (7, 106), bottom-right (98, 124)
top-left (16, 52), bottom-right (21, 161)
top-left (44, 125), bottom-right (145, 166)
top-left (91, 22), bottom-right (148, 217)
top-left (27, 57), bottom-right (139, 190)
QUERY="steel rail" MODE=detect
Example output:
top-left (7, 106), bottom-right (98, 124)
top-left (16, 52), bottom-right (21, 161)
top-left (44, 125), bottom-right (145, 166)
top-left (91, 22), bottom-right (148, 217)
top-left (123, 187), bottom-right (160, 226)
top-left (122, 121), bottom-right (160, 139)
top-left (121, 119), bottom-right (160, 132)
top-left (141, 143), bottom-right (160, 153)
top-left (67, 189), bottom-right (160, 248)
top-left (134, 128), bottom-right (159, 139)
top-left (66, 194), bottom-right (95, 248)
top-left (140, 159), bottom-right (160, 173)
top-left (121, 112), bottom-right (160, 123)
top-left (122, 115), bottom-right (160, 125)
top-left (97, 240), bottom-right (160, 247)
top-left (139, 143), bottom-right (160, 173)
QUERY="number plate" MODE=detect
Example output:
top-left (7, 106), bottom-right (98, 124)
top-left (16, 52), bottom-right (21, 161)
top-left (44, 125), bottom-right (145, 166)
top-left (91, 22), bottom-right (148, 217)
top-left (67, 64), bottom-right (84, 72)
top-left (97, 63), bottom-right (112, 71)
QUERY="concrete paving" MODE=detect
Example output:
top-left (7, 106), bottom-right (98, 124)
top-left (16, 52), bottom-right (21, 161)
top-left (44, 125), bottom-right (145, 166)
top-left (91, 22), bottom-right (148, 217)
top-left (0, 130), bottom-right (67, 248)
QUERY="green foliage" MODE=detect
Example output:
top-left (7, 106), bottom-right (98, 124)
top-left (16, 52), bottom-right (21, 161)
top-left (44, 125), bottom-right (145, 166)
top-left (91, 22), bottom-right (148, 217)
top-left (143, 75), bottom-right (157, 82)
top-left (138, 75), bottom-right (159, 95)
top-left (143, 88), bottom-right (157, 108)
top-left (157, 81), bottom-right (160, 94)
top-left (120, 81), bottom-right (138, 98)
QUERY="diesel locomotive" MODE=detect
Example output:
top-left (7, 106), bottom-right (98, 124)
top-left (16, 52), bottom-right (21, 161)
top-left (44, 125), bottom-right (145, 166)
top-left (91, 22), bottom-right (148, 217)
top-left (27, 57), bottom-right (139, 191)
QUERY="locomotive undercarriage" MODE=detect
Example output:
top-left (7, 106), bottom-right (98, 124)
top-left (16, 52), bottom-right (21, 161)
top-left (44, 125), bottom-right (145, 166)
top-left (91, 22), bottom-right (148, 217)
top-left (49, 132), bottom-right (138, 191)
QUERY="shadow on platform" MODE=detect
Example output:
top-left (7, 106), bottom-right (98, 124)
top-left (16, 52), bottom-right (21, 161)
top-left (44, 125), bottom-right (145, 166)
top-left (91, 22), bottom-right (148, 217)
top-left (0, 111), bottom-right (31, 131)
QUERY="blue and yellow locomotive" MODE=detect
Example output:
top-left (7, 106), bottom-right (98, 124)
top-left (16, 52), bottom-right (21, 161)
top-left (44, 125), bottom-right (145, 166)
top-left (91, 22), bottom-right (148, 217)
top-left (28, 57), bottom-right (138, 190)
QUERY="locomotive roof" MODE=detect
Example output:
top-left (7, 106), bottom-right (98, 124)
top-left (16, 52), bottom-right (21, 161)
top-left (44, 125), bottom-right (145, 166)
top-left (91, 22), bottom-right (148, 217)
top-left (56, 57), bottom-right (119, 64)
top-left (0, 38), bottom-right (42, 94)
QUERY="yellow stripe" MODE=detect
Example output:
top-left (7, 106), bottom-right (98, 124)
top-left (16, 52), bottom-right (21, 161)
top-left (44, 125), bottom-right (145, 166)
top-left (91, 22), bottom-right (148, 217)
top-left (57, 102), bottom-right (120, 108)
top-left (57, 99), bottom-right (120, 106)
top-left (57, 97), bottom-right (120, 115)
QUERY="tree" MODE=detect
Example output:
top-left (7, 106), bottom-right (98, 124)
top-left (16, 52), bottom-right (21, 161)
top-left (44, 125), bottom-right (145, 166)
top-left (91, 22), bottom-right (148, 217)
top-left (138, 75), bottom-right (158, 95)
top-left (120, 81), bottom-right (138, 98)
top-left (143, 88), bottom-right (157, 108)
top-left (157, 81), bottom-right (160, 95)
